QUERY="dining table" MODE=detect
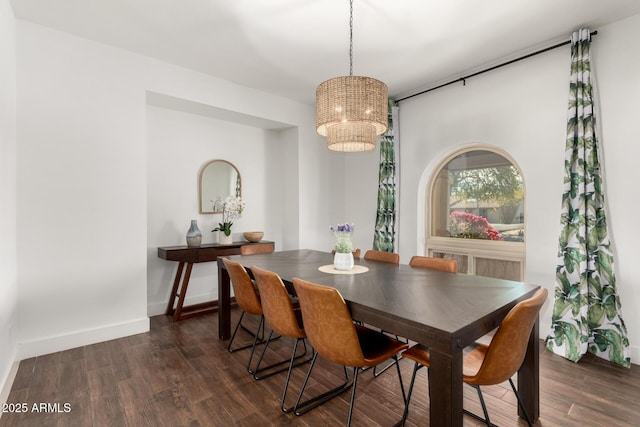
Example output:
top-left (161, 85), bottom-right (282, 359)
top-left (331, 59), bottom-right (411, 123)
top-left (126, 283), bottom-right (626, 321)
top-left (217, 249), bottom-right (541, 426)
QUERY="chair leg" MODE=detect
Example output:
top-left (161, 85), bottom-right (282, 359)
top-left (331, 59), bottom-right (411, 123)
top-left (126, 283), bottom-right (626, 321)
top-left (281, 338), bottom-right (314, 413)
top-left (240, 322), bottom-right (264, 341)
top-left (293, 351), bottom-right (352, 416)
top-left (393, 355), bottom-right (406, 404)
top-left (346, 367), bottom-right (360, 427)
top-left (245, 316), bottom-right (266, 373)
top-left (398, 362), bottom-right (422, 426)
top-left (349, 356), bottom-right (402, 427)
top-left (227, 311), bottom-right (247, 352)
top-left (228, 312), bottom-right (267, 353)
top-left (476, 385), bottom-right (491, 427)
top-left (462, 380), bottom-right (530, 427)
top-left (463, 385), bottom-right (498, 427)
top-left (372, 354), bottom-right (400, 377)
top-left (509, 378), bottom-right (533, 427)
top-left (251, 331), bottom-right (311, 380)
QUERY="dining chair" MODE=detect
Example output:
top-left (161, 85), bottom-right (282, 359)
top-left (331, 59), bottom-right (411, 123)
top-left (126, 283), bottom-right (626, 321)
top-left (409, 255), bottom-right (457, 273)
top-left (241, 242), bottom-right (275, 255)
top-left (292, 277), bottom-right (408, 426)
top-left (363, 249), bottom-right (399, 264)
top-left (250, 266), bottom-right (313, 412)
top-left (222, 258), bottom-right (269, 373)
top-left (399, 287), bottom-right (548, 426)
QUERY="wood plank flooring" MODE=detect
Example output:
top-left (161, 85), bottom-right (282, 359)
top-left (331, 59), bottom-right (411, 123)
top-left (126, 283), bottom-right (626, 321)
top-left (1, 311), bottom-right (638, 426)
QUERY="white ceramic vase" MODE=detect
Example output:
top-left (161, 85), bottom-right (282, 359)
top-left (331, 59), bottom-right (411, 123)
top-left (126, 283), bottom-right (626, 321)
top-left (333, 252), bottom-right (354, 271)
top-left (218, 232), bottom-right (233, 245)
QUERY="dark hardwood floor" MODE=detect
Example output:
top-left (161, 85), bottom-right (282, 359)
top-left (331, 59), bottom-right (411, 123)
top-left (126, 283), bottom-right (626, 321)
top-left (1, 311), bottom-right (638, 426)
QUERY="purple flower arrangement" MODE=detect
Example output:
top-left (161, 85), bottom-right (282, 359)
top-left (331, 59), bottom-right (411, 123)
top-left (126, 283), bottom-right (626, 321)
top-left (330, 223), bottom-right (355, 253)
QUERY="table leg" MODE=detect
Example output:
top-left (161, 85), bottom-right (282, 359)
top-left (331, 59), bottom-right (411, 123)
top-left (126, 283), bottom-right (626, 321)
top-left (429, 347), bottom-right (464, 426)
top-left (166, 261), bottom-right (186, 316)
top-left (173, 262), bottom-right (193, 321)
top-left (518, 316), bottom-right (540, 422)
top-left (218, 262), bottom-right (231, 340)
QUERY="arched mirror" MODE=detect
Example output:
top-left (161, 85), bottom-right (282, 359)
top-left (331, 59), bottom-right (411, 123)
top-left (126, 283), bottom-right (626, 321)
top-left (199, 160), bottom-right (241, 213)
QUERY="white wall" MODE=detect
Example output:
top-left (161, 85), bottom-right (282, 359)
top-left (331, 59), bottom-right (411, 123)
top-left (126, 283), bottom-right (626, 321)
top-left (146, 105), bottom-right (295, 314)
top-left (15, 20), bottom-right (327, 359)
top-left (16, 19), bottom-right (149, 358)
top-left (0, 0), bottom-right (19, 404)
top-left (357, 14), bottom-right (639, 363)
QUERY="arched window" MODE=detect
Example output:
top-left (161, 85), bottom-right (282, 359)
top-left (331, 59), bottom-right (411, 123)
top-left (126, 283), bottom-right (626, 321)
top-left (426, 148), bottom-right (525, 281)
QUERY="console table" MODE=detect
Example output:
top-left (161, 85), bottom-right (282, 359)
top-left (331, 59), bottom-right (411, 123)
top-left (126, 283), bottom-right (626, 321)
top-left (157, 241), bottom-right (274, 321)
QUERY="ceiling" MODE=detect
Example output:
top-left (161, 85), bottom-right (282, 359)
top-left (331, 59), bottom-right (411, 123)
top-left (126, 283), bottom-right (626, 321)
top-left (10, 0), bottom-right (640, 105)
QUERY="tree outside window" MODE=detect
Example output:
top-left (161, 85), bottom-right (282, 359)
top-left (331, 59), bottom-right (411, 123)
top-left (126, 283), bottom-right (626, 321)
top-left (432, 150), bottom-right (524, 242)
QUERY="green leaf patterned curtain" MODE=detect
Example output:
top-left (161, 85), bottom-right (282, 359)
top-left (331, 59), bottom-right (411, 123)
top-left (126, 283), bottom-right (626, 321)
top-left (545, 29), bottom-right (630, 368)
top-left (373, 100), bottom-right (397, 252)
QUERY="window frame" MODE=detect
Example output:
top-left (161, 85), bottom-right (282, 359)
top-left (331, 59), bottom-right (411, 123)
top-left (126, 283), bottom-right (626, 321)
top-left (424, 145), bottom-right (526, 280)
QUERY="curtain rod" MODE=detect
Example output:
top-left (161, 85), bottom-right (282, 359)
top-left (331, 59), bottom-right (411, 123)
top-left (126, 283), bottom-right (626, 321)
top-left (396, 30), bottom-right (598, 103)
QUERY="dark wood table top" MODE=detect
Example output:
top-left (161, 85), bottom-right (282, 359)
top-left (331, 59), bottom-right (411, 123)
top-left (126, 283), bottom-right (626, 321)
top-left (221, 249), bottom-right (539, 352)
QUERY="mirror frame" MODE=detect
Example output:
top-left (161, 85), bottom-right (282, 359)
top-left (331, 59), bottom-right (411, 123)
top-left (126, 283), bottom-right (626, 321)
top-left (198, 159), bottom-right (241, 214)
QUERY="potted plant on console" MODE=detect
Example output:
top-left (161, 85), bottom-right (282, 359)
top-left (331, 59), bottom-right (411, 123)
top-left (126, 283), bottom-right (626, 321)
top-left (212, 196), bottom-right (245, 244)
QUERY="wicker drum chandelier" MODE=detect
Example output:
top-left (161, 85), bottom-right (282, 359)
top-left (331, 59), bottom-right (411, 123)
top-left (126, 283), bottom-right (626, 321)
top-left (316, 0), bottom-right (388, 152)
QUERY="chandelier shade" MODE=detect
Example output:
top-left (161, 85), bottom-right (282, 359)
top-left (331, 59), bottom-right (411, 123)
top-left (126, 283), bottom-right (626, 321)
top-left (315, 0), bottom-right (389, 152)
top-left (316, 75), bottom-right (388, 135)
top-left (326, 121), bottom-right (377, 152)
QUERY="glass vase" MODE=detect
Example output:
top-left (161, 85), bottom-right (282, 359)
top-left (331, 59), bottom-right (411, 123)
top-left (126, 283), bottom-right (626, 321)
top-left (186, 220), bottom-right (202, 247)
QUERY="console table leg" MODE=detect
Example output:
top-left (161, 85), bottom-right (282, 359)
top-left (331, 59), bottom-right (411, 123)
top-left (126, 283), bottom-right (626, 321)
top-left (166, 261), bottom-right (185, 316)
top-left (173, 262), bottom-right (194, 321)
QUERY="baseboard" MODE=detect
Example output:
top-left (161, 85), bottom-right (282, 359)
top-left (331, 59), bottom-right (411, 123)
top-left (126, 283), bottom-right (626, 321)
top-left (0, 360), bottom-right (20, 417)
top-left (16, 317), bottom-right (150, 360)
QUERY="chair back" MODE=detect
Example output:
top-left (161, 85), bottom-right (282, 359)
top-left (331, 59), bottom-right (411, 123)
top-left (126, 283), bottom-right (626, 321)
top-left (465, 288), bottom-right (548, 386)
top-left (409, 256), bottom-right (457, 273)
top-left (251, 266), bottom-right (305, 339)
top-left (241, 243), bottom-right (275, 255)
top-left (222, 258), bottom-right (262, 315)
top-left (293, 278), bottom-right (366, 367)
top-left (364, 250), bottom-right (399, 264)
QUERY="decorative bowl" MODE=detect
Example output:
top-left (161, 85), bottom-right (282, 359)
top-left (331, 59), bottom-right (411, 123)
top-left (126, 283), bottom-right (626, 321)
top-left (243, 231), bottom-right (264, 243)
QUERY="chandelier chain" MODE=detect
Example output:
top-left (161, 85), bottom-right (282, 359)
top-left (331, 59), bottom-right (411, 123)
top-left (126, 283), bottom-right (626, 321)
top-left (349, 0), bottom-right (353, 76)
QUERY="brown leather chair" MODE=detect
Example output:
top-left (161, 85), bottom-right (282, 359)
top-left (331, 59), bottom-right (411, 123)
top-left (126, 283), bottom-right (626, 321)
top-left (222, 258), bottom-right (268, 373)
top-left (400, 287), bottom-right (548, 426)
top-left (292, 278), bottom-right (408, 426)
top-left (241, 242), bottom-right (275, 255)
top-left (409, 255), bottom-right (457, 273)
top-left (250, 266), bottom-right (312, 413)
top-left (363, 249), bottom-right (399, 264)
